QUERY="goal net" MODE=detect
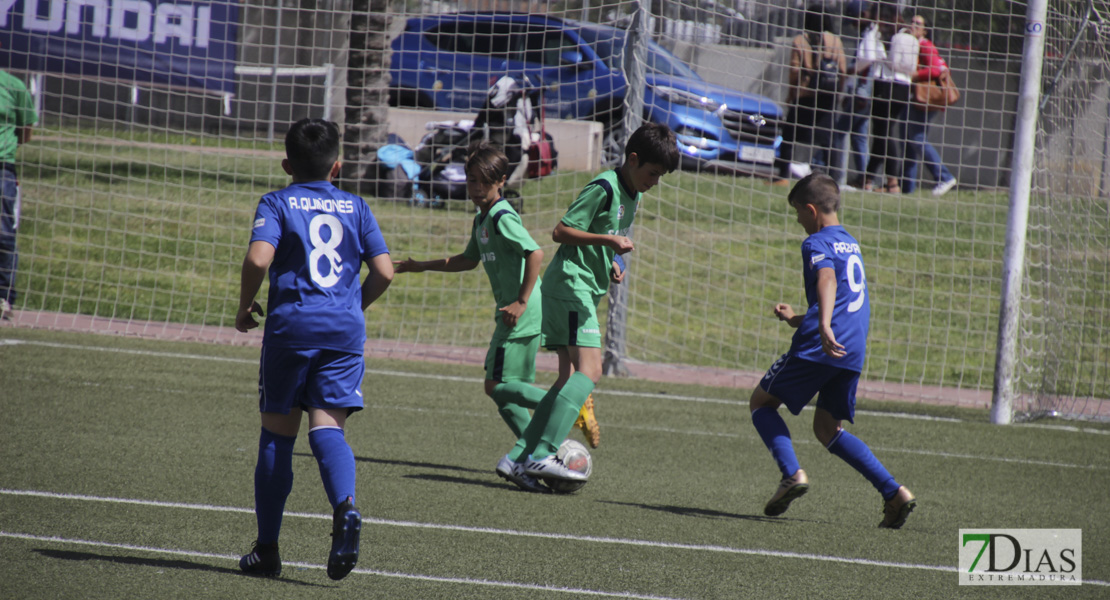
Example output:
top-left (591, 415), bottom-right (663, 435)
top-left (2, 0), bottom-right (1106, 421)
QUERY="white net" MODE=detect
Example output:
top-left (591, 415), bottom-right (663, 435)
top-left (2, 0), bottom-right (1106, 420)
top-left (1016, 0), bottom-right (1110, 421)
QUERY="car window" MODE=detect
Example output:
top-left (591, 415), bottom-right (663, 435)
top-left (576, 25), bottom-right (702, 81)
top-left (524, 28), bottom-right (577, 67)
top-left (426, 21), bottom-right (517, 59)
top-left (472, 21), bottom-right (517, 58)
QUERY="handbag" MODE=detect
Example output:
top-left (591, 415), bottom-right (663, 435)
top-left (526, 89), bottom-right (557, 178)
top-left (913, 70), bottom-right (960, 111)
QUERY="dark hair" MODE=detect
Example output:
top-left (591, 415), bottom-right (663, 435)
top-left (464, 141), bottom-right (510, 185)
top-left (285, 118), bottom-right (340, 181)
top-left (878, 3), bottom-right (902, 24)
top-left (625, 122), bottom-right (679, 173)
top-left (804, 3), bottom-right (828, 34)
top-left (788, 173), bottom-right (840, 214)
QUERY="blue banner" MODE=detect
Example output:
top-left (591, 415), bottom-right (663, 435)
top-left (0, 0), bottom-right (239, 95)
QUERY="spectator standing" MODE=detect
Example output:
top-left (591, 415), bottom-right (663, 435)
top-left (858, 4), bottom-right (918, 193)
top-left (773, 4), bottom-right (847, 186)
top-left (816, 1), bottom-right (873, 188)
top-left (901, 14), bottom-right (958, 196)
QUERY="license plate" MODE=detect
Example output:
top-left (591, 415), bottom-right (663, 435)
top-left (740, 145), bottom-right (776, 165)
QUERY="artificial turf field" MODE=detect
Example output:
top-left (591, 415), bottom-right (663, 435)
top-left (1, 327), bottom-right (1107, 599)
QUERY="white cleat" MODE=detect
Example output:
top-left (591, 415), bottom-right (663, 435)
top-left (524, 453), bottom-right (588, 481)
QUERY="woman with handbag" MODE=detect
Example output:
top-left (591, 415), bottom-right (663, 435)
top-left (858, 4), bottom-right (917, 193)
top-left (903, 14), bottom-right (958, 195)
top-left (772, 4), bottom-right (847, 186)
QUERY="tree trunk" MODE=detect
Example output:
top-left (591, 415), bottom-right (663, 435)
top-left (342, 0), bottom-right (390, 194)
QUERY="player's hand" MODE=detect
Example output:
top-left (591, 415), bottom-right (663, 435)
top-left (236, 301), bottom-right (265, 332)
top-left (393, 257), bottom-right (421, 273)
top-left (773, 303), bottom-right (795, 322)
top-left (499, 301), bottom-right (526, 327)
top-left (610, 236), bottom-right (634, 255)
top-left (610, 254), bottom-right (626, 283)
top-left (819, 324), bottom-right (846, 359)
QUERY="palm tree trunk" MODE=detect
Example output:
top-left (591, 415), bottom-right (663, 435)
top-left (342, 0), bottom-right (390, 194)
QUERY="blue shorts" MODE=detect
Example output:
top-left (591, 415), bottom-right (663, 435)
top-left (258, 346), bottom-right (365, 415)
top-left (758, 353), bottom-right (859, 423)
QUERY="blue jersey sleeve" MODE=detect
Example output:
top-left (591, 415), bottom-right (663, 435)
top-left (251, 195), bottom-right (284, 248)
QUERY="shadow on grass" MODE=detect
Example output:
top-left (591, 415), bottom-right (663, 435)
top-left (599, 500), bottom-right (791, 524)
top-left (295, 452), bottom-right (488, 474)
top-left (403, 472), bottom-right (515, 492)
top-left (33, 549), bottom-right (327, 588)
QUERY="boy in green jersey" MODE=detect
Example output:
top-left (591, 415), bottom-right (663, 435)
top-left (395, 142), bottom-right (551, 492)
top-left (506, 123), bottom-right (679, 487)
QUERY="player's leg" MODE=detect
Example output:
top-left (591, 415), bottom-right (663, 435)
top-left (241, 346), bottom-right (310, 577)
top-left (815, 371), bottom-right (915, 528)
top-left (305, 350), bottom-right (365, 580)
top-left (521, 345), bottom-right (595, 481)
top-left (0, 173), bottom-right (19, 313)
top-left (751, 354), bottom-right (824, 516)
top-left (486, 335), bottom-right (546, 438)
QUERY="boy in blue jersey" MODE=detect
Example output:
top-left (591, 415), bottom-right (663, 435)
top-left (503, 123), bottom-right (679, 487)
top-left (235, 119), bottom-right (394, 579)
top-left (750, 173), bottom-right (915, 528)
top-left (394, 142), bottom-right (550, 493)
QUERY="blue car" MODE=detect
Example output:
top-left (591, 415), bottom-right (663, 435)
top-left (388, 12), bottom-right (782, 168)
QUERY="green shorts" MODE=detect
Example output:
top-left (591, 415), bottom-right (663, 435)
top-left (485, 334), bottom-right (541, 383)
top-left (541, 294), bottom-right (603, 349)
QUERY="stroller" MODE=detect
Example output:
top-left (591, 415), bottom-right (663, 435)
top-left (413, 74), bottom-right (556, 209)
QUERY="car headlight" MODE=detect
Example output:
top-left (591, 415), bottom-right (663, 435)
top-left (654, 86), bottom-right (723, 113)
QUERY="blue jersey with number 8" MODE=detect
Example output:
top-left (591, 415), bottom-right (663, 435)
top-left (790, 225), bottom-right (869, 372)
top-left (250, 180), bottom-right (389, 353)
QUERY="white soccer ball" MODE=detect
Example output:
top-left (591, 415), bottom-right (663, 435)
top-left (547, 438), bottom-right (592, 494)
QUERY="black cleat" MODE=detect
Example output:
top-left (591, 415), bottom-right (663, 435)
top-left (239, 540), bottom-right (281, 577)
top-left (327, 496), bottom-right (362, 581)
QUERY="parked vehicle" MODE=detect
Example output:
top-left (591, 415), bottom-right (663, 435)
top-left (389, 12), bottom-right (782, 169)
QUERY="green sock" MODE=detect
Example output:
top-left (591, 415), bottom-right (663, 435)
top-left (531, 372), bottom-right (595, 459)
top-left (508, 384), bottom-right (561, 461)
top-left (491, 382), bottom-right (547, 438)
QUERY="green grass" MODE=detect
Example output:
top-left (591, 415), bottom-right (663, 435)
top-left (14, 124), bottom-right (1110, 400)
top-left (1, 327), bottom-right (1108, 599)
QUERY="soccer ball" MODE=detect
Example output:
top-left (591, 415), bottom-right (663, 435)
top-left (546, 438), bottom-right (592, 494)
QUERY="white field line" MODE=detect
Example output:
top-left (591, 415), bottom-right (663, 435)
top-left (5, 338), bottom-right (1109, 470)
top-left (1, 488), bottom-right (957, 578)
top-left (0, 531), bottom-right (686, 600)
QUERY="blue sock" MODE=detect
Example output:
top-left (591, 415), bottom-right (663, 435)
top-left (309, 426), bottom-right (357, 508)
top-left (254, 427), bottom-right (296, 544)
top-left (826, 429), bottom-right (900, 499)
top-left (751, 407), bottom-right (800, 478)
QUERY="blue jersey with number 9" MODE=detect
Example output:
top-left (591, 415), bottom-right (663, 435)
top-left (790, 225), bottom-right (869, 372)
top-left (250, 180), bottom-right (389, 353)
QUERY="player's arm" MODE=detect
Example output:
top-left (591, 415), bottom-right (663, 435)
top-left (773, 303), bottom-right (803, 328)
top-left (394, 254), bottom-right (479, 274)
top-left (552, 221), bottom-right (634, 255)
top-left (236, 240), bottom-right (274, 332)
top-left (361, 253), bottom-right (395, 311)
top-left (498, 248), bottom-right (543, 327)
top-left (816, 267), bottom-right (846, 358)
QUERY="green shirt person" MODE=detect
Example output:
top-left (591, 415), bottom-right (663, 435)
top-left (0, 67), bottom-right (38, 320)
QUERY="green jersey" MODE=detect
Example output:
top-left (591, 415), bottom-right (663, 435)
top-left (462, 198), bottom-right (542, 340)
top-left (542, 169), bottom-right (639, 301)
top-left (0, 70), bottom-right (37, 164)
